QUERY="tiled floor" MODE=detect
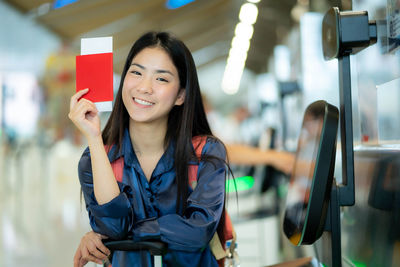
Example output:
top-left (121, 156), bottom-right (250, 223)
top-left (0, 139), bottom-right (95, 267)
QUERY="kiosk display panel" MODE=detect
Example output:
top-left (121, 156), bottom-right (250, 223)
top-left (283, 100), bottom-right (338, 245)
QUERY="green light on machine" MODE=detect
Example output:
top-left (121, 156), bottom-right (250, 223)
top-left (226, 176), bottom-right (254, 193)
top-left (321, 260), bottom-right (366, 267)
top-left (352, 261), bottom-right (367, 267)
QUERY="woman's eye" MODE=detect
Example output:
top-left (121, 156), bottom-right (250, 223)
top-left (157, 77), bottom-right (168, 82)
top-left (130, 70), bottom-right (141, 75)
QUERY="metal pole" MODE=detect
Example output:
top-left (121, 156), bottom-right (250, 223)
top-left (338, 54), bottom-right (355, 206)
top-left (330, 182), bottom-right (342, 267)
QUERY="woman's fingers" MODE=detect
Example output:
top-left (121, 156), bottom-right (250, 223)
top-left (73, 245), bottom-right (83, 267)
top-left (82, 231), bottom-right (110, 261)
top-left (69, 90), bottom-right (95, 123)
top-left (93, 234), bottom-right (111, 257)
top-left (74, 244), bottom-right (91, 267)
top-left (99, 234), bottom-right (109, 239)
top-left (83, 253), bottom-right (103, 265)
top-left (73, 231), bottom-right (110, 267)
top-left (87, 240), bottom-right (109, 260)
top-left (70, 88), bottom-right (89, 110)
top-left (81, 246), bottom-right (104, 265)
top-left (78, 258), bottom-right (89, 267)
top-left (68, 97), bottom-right (100, 138)
top-left (71, 97), bottom-right (96, 116)
top-left (72, 98), bottom-right (97, 120)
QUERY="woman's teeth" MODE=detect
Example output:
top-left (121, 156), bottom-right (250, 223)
top-left (134, 98), bottom-right (154, 106)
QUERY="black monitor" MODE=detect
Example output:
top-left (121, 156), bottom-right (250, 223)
top-left (283, 100), bottom-right (339, 245)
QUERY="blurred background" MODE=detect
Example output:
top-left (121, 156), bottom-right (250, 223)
top-left (0, 0), bottom-right (399, 266)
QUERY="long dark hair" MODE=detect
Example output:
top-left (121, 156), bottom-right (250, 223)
top-left (102, 31), bottom-right (229, 219)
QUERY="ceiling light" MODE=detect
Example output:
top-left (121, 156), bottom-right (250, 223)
top-left (227, 53), bottom-right (246, 68)
top-left (221, 2), bottom-right (259, 95)
top-left (239, 3), bottom-right (258, 25)
top-left (234, 22), bottom-right (254, 40)
top-left (231, 36), bottom-right (250, 52)
top-left (222, 69), bottom-right (243, 94)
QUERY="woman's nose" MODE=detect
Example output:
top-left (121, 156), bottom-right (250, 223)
top-left (137, 77), bottom-right (153, 94)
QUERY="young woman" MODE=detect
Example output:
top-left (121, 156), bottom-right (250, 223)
top-left (69, 31), bottom-right (229, 267)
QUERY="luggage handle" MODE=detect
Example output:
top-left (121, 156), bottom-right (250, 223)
top-left (103, 239), bottom-right (167, 256)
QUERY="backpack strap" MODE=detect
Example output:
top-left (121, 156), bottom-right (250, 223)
top-left (105, 145), bottom-right (124, 183)
top-left (111, 157), bottom-right (124, 183)
top-left (188, 136), bottom-right (236, 263)
top-left (188, 136), bottom-right (207, 189)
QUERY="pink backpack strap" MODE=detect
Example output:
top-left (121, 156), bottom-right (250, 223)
top-left (105, 145), bottom-right (124, 183)
top-left (111, 157), bottom-right (124, 183)
top-left (188, 136), bottom-right (207, 189)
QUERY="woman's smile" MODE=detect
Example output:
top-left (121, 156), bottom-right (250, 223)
top-left (133, 97), bottom-right (155, 107)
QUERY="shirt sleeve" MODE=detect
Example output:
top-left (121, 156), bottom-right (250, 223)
top-left (132, 138), bottom-right (226, 251)
top-left (78, 148), bottom-right (133, 240)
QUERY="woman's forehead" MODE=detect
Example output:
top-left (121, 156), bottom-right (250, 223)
top-left (131, 47), bottom-right (176, 70)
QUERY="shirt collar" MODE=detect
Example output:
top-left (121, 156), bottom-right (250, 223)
top-left (106, 128), bottom-right (132, 163)
top-left (108, 128), bottom-right (175, 175)
top-left (152, 138), bottom-right (175, 177)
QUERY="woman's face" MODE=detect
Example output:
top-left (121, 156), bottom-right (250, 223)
top-left (122, 46), bottom-right (185, 126)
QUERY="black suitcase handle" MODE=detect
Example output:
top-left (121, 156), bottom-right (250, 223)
top-left (103, 239), bottom-right (167, 256)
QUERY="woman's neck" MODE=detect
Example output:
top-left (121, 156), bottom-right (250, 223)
top-left (128, 120), bottom-right (167, 156)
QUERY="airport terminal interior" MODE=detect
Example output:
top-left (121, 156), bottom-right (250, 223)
top-left (1, 0), bottom-right (399, 266)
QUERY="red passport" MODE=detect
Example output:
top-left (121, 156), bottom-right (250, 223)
top-left (75, 52), bottom-right (113, 103)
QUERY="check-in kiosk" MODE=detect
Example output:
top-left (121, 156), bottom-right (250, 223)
top-left (283, 100), bottom-right (338, 246)
top-left (283, 100), bottom-right (342, 267)
top-left (283, 7), bottom-right (378, 267)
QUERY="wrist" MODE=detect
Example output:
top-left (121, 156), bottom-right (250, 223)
top-left (87, 135), bottom-right (104, 148)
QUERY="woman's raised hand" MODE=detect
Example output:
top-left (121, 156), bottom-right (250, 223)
top-left (73, 231), bottom-right (110, 267)
top-left (69, 89), bottom-right (101, 140)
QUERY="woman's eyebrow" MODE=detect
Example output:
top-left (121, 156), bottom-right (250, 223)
top-left (131, 63), bottom-right (145, 69)
top-left (131, 63), bottom-right (174, 76)
top-left (156, 69), bottom-right (174, 76)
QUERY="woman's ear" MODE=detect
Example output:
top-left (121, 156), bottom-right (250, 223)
top-left (175, 88), bottom-right (186, 106)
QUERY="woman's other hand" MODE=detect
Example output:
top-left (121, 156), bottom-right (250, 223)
top-left (73, 231), bottom-right (110, 267)
top-left (69, 89), bottom-right (101, 140)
